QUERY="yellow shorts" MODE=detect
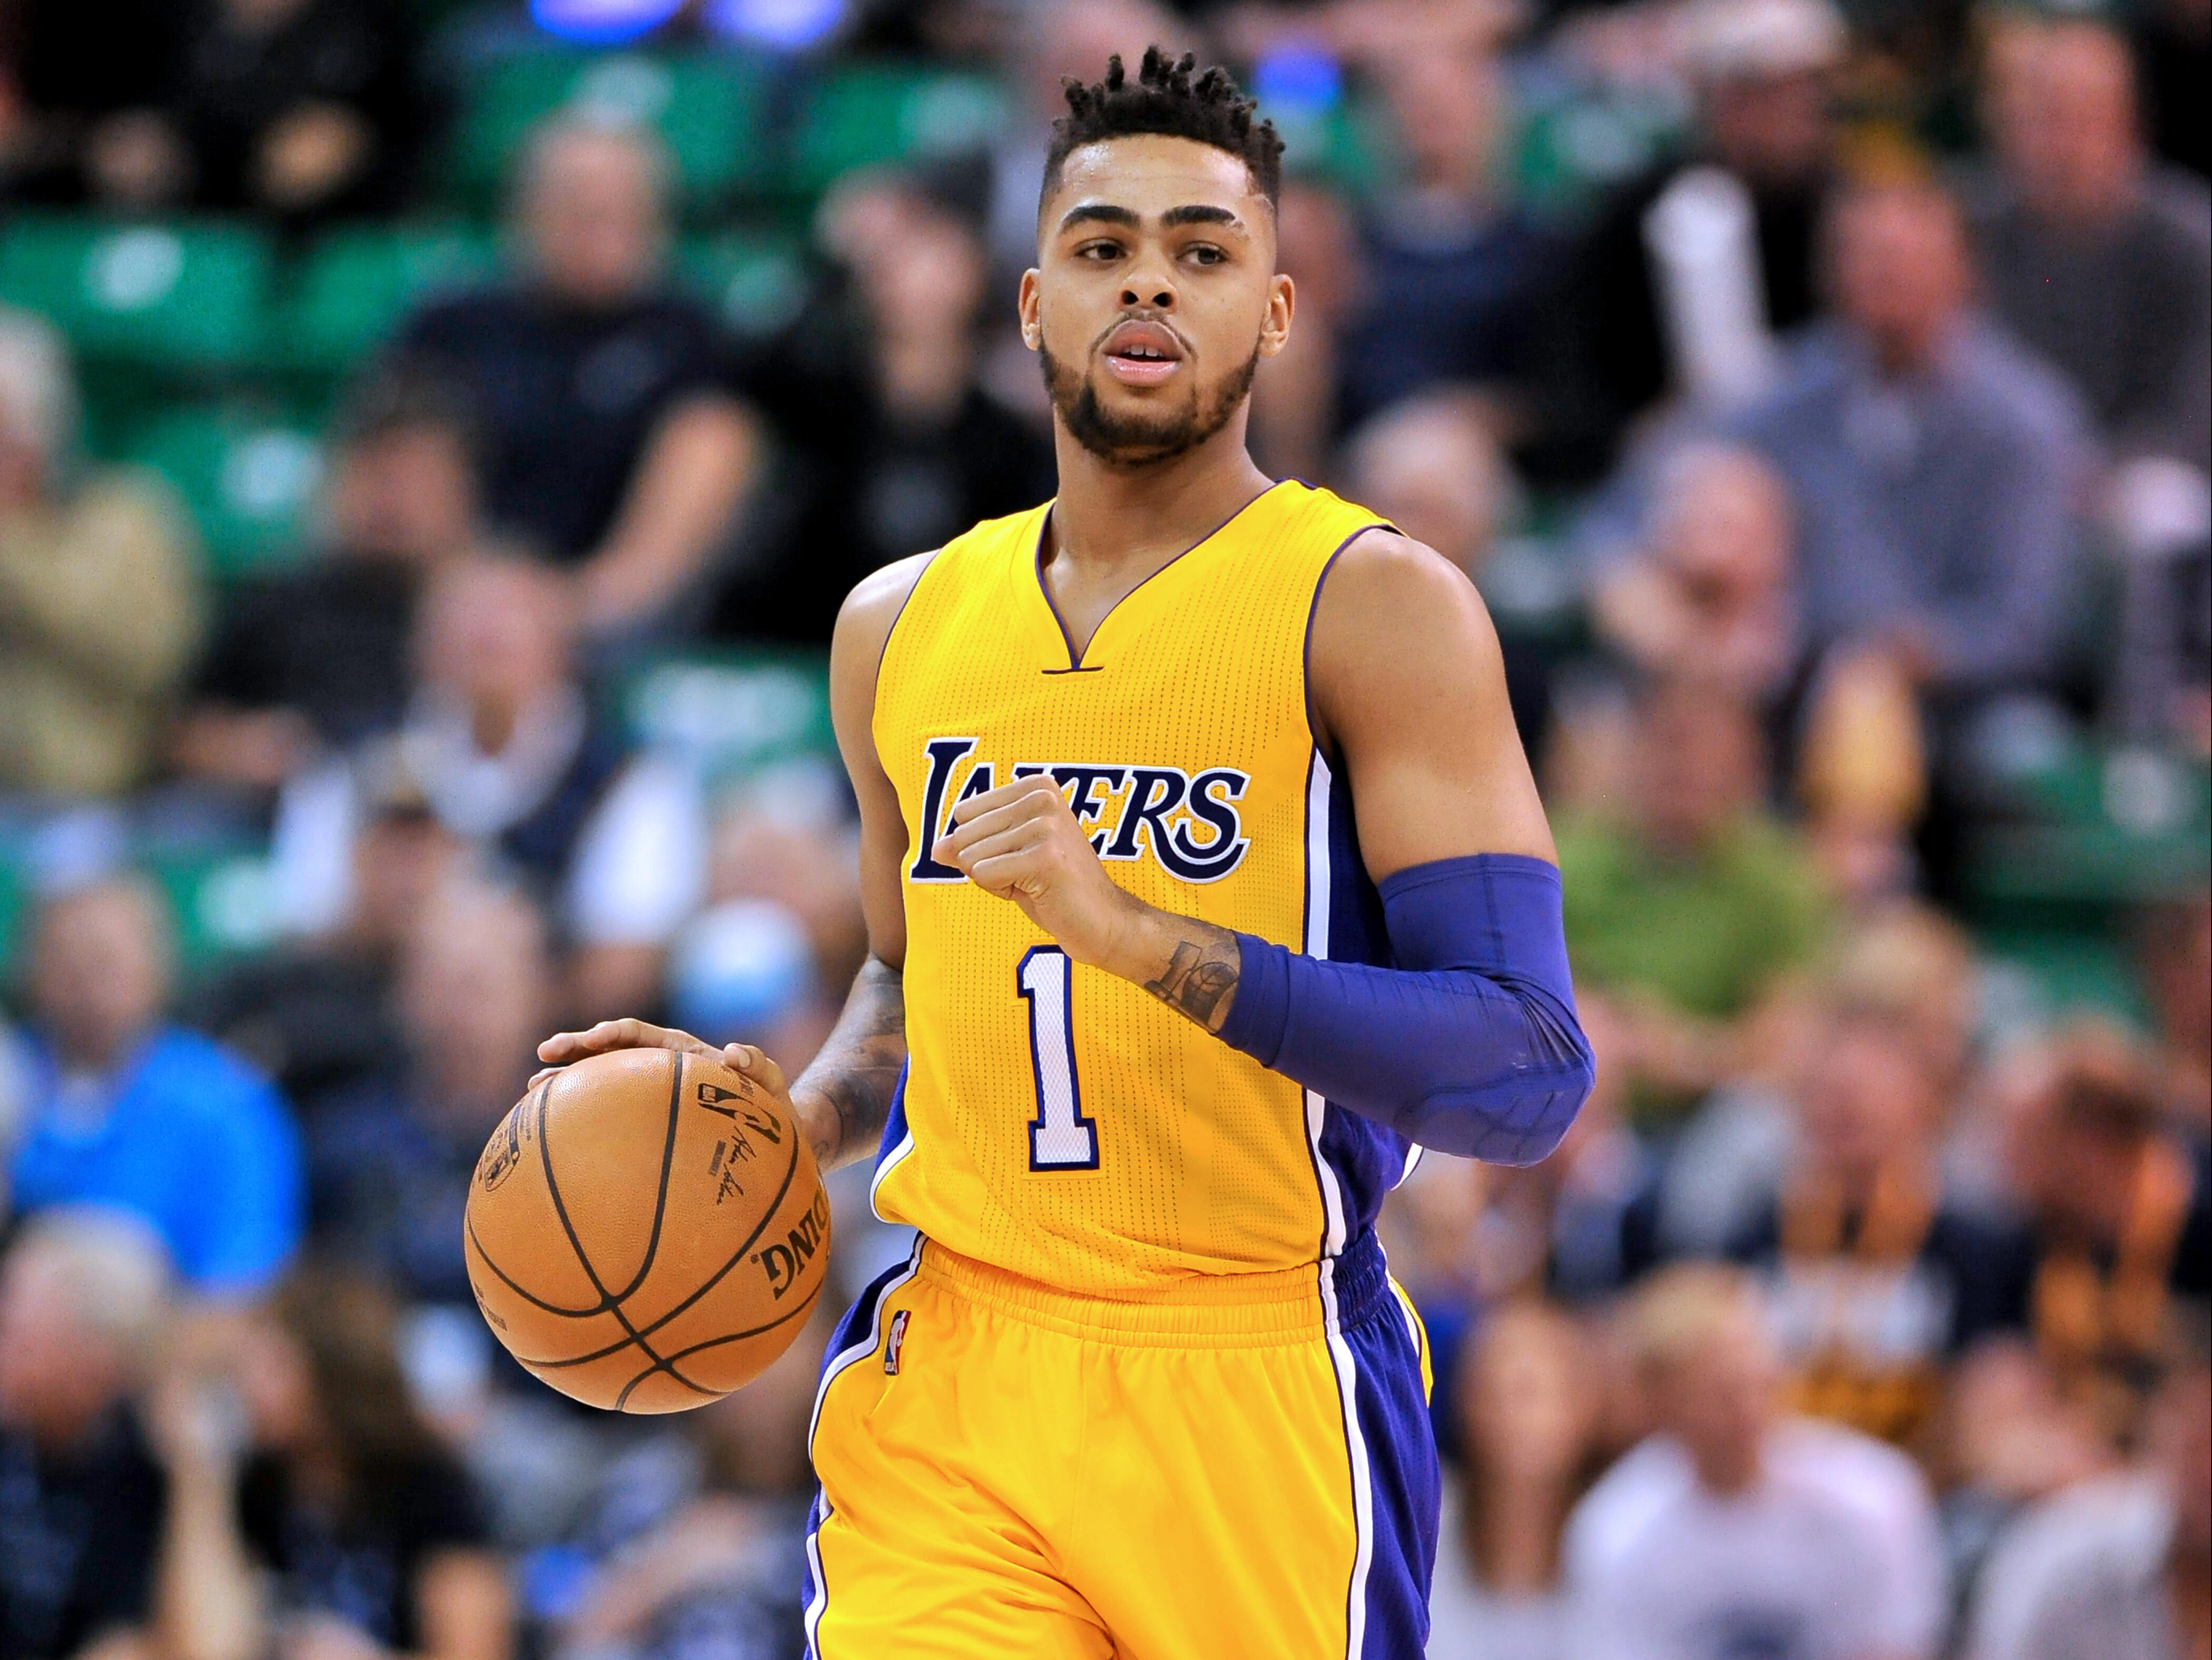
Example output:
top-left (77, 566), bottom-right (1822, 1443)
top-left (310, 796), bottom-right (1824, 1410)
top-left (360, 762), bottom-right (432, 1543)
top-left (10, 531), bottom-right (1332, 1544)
top-left (801, 1231), bottom-right (1437, 1659)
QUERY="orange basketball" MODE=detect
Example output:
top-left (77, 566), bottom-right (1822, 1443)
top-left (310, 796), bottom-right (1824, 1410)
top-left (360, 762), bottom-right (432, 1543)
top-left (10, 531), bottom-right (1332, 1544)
top-left (463, 1048), bottom-right (831, 1413)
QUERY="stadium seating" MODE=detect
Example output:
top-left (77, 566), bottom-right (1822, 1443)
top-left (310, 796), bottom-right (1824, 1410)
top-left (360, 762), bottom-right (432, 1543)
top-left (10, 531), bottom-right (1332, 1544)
top-left (785, 66), bottom-right (1007, 198)
top-left (677, 231), bottom-right (809, 340)
top-left (0, 214), bottom-right (275, 372)
top-left (277, 225), bottom-right (500, 375)
top-left (126, 407), bottom-right (327, 578)
top-left (445, 49), bottom-right (772, 208)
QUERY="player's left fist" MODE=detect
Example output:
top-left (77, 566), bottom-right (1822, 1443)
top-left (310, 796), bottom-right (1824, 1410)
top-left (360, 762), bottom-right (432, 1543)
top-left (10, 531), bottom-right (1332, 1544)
top-left (933, 774), bottom-right (1140, 965)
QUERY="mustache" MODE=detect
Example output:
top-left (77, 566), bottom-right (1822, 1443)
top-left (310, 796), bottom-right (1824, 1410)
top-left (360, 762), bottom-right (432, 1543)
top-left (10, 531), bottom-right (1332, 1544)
top-left (1090, 310), bottom-right (1196, 359)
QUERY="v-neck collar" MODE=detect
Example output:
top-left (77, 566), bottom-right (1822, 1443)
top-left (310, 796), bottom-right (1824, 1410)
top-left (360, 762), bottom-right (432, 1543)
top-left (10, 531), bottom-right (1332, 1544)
top-left (1031, 480), bottom-right (1289, 672)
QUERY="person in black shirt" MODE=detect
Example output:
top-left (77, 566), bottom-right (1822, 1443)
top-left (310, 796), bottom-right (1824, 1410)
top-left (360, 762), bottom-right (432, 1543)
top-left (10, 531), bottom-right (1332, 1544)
top-left (149, 1266), bottom-right (510, 1660)
top-left (708, 166), bottom-right (1054, 648)
top-left (0, 1211), bottom-right (173, 1660)
top-left (179, 366), bottom-right (486, 797)
top-left (391, 122), bottom-right (758, 643)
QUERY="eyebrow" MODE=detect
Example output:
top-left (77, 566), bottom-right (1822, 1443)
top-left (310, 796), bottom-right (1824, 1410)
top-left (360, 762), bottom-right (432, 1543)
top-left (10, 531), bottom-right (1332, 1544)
top-left (1161, 204), bottom-right (1242, 231)
top-left (1057, 203), bottom-right (1140, 233)
top-left (1054, 202), bottom-right (1249, 235)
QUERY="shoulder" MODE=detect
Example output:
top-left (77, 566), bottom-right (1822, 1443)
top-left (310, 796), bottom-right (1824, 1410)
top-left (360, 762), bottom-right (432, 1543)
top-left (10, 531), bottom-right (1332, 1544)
top-left (72, 465), bottom-right (193, 542)
top-left (1958, 320), bottom-right (2089, 443)
top-left (1312, 526), bottom-right (1494, 649)
top-left (833, 551), bottom-right (937, 669)
top-left (1769, 1418), bottom-right (1934, 1531)
top-left (141, 1029), bottom-right (283, 1117)
top-left (396, 287), bottom-right (522, 350)
top-left (1565, 1435), bottom-right (1694, 1577)
top-left (1971, 1472), bottom-right (2169, 1652)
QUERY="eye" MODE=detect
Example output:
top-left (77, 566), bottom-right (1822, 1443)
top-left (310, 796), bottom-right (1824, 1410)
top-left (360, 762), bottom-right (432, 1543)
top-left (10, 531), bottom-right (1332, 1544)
top-left (1074, 239), bottom-right (1124, 262)
top-left (1183, 244), bottom-right (1228, 266)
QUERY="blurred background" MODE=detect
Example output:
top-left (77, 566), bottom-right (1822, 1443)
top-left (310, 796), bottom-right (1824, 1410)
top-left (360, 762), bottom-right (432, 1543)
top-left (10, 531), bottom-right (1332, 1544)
top-left (0, 0), bottom-right (2204, 1655)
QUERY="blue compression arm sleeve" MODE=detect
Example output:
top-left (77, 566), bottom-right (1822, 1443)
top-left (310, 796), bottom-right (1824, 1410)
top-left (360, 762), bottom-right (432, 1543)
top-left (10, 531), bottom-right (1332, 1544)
top-left (1216, 853), bottom-right (1594, 1164)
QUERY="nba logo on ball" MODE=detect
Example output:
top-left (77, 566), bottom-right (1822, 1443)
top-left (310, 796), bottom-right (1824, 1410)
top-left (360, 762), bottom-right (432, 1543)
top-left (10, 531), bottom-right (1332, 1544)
top-left (463, 1048), bottom-right (832, 1413)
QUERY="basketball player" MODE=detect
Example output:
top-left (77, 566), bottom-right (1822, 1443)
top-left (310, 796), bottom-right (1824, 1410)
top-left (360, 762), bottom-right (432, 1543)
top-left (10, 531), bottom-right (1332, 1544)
top-left (537, 49), bottom-right (1595, 1657)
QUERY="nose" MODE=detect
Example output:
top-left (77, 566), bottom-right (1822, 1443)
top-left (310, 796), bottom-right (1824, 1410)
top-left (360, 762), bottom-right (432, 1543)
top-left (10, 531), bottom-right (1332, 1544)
top-left (1120, 281), bottom-right (1174, 311)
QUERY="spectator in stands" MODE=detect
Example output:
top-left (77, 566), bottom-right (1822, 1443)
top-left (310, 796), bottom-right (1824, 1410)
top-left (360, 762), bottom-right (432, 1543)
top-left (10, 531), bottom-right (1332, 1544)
top-left (306, 877), bottom-right (551, 1306)
top-left (179, 366), bottom-right (486, 795)
top-left (274, 554), bottom-right (706, 1016)
top-left (1972, 17), bottom-right (2210, 472)
top-left (713, 165), bottom-right (1052, 647)
top-left (1556, 675), bottom-right (1833, 1118)
top-left (1591, 443), bottom-right (1799, 710)
top-left (392, 121), bottom-right (758, 641)
top-left (1541, 0), bottom-right (1848, 480)
top-left (0, 310), bottom-right (202, 801)
top-left (186, 773), bottom-right (462, 1117)
top-left (1340, 394), bottom-right (1550, 763)
top-left (7, 877), bottom-right (302, 1294)
top-left (0, 1208), bottom-right (171, 1660)
top-left (149, 1266), bottom-right (511, 1660)
top-left (2006, 1026), bottom-right (2211, 1450)
top-left (1968, 1353), bottom-right (2211, 1660)
top-left (551, 1304), bottom-right (829, 1660)
top-left (1427, 1302), bottom-right (1608, 1660)
top-left (0, 0), bottom-right (181, 202)
top-left (1724, 175), bottom-right (2089, 706)
top-left (1564, 1262), bottom-right (1947, 1660)
top-left (1336, 47), bottom-right (1552, 439)
top-left (1730, 981), bottom-right (2034, 1449)
top-left (83, 0), bottom-right (422, 223)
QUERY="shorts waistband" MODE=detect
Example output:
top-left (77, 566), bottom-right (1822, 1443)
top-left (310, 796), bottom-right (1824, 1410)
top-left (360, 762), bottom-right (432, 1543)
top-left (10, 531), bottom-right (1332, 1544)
top-left (914, 1229), bottom-right (1393, 1349)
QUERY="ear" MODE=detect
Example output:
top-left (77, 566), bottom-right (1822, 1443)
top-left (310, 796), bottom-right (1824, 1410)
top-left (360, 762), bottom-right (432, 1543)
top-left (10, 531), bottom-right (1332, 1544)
top-left (1017, 268), bottom-right (1043, 352)
top-left (1257, 271), bottom-right (1295, 359)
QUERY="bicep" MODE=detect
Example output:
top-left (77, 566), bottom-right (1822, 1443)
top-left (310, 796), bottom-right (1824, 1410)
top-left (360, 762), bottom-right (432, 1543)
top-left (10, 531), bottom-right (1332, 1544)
top-left (1310, 532), bottom-right (1555, 883)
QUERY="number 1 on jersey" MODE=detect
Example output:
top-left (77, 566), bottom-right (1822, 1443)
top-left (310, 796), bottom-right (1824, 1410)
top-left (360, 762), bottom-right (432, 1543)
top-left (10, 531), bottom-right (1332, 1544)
top-left (1019, 947), bottom-right (1099, 1170)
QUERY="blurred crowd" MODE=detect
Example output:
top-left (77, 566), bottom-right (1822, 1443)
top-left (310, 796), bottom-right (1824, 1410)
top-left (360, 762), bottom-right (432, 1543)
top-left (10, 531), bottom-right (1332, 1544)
top-left (0, 0), bottom-right (2207, 1656)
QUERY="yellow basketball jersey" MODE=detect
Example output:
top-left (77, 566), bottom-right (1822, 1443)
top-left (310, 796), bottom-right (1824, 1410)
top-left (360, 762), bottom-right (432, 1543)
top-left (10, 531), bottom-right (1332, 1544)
top-left (871, 480), bottom-right (1417, 1296)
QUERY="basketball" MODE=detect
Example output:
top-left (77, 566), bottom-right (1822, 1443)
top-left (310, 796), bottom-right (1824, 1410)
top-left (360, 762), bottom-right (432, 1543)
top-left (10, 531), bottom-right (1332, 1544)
top-left (463, 1047), bottom-right (831, 1413)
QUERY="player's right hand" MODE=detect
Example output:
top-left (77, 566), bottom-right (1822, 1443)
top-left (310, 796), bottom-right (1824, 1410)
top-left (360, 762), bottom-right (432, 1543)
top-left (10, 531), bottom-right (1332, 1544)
top-left (531, 1018), bottom-right (788, 1103)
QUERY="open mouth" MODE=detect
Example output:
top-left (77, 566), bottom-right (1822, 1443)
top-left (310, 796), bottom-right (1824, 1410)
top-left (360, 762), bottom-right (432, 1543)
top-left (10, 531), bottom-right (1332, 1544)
top-left (1101, 320), bottom-right (1186, 387)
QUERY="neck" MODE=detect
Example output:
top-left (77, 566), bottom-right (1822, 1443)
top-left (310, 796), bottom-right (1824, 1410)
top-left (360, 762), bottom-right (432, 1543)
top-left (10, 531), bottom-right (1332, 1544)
top-left (878, 330), bottom-right (972, 425)
top-left (1046, 416), bottom-right (1273, 576)
top-left (52, 1025), bottom-right (140, 1076)
top-left (1470, 1468), bottom-right (1569, 1592)
top-left (1692, 1439), bottom-right (1765, 1498)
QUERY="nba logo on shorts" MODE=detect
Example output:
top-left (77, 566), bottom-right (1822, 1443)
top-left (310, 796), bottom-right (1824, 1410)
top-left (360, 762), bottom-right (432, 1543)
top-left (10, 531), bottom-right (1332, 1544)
top-left (884, 1310), bottom-right (911, 1376)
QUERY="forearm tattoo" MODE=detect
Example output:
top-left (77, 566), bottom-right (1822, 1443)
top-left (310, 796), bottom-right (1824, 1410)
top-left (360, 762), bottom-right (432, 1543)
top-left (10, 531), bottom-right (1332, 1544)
top-left (793, 956), bottom-right (907, 1170)
top-left (1143, 925), bottom-right (1241, 1033)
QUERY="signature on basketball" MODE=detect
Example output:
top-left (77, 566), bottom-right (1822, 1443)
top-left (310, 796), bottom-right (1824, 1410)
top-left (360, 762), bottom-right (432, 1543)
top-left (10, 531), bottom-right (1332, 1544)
top-left (697, 1081), bottom-right (785, 1206)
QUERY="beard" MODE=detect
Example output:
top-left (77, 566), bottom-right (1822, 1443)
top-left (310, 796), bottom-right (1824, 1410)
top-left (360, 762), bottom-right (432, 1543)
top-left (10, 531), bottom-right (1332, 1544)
top-left (1040, 335), bottom-right (1260, 469)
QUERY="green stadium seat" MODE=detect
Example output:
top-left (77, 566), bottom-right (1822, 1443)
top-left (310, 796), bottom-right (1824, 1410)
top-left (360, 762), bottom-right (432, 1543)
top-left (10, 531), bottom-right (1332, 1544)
top-left (279, 224), bottom-right (499, 374)
top-left (620, 648), bottom-right (836, 784)
top-left (127, 408), bottom-right (326, 578)
top-left (786, 66), bottom-right (1008, 198)
top-left (447, 50), bottom-right (770, 209)
top-left (150, 847), bottom-right (288, 971)
top-left (0, 214), bottom-right (274, 371)
top-left (678, 232), bottom-right (808, 340)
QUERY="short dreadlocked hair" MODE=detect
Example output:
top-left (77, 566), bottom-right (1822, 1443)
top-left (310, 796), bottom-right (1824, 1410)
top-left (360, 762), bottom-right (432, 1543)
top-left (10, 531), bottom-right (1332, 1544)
top-left (1042, 47), bottom-right (1285, 213)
